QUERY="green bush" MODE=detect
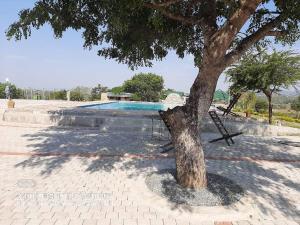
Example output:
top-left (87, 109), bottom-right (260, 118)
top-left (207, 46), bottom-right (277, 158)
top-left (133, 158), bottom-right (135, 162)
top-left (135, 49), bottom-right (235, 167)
top-left (70, 87), bottom-right (91, 101)
top-left (276, 115), bottom-right (300, 123)
top-left (123, 73), bottom-right (164, 102)
top-left (50, 90), bottom-right (67, 100)
top-left (0, 82), bottom-right (23, 99)
top-left (291, 96), bottom-right (300, 111)
top-left (110, 86), bottom-right (124, 95)
top-left (255, 99), bottom-right (268, 113)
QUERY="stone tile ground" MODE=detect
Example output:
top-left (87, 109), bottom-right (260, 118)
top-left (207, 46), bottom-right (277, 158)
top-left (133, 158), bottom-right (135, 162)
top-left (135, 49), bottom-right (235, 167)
top-left (0, 123), bottom-right (299, 225)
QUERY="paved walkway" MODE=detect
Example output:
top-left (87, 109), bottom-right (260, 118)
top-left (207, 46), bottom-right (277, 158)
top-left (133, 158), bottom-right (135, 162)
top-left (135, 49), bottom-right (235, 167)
top-left (0, 123), bottom-right (299, 225)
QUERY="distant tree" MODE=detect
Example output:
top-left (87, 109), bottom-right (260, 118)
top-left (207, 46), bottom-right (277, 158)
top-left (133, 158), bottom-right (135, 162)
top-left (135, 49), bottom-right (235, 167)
top-left (227, 50), bottom-right (300, 124)
top-left (91, 84), bottom-right (108, 100)
top-left (7, 0), bottom-right (300, 189)
top-left (291, 95), bottom-right (300, 112)
top-left (236, 92), bottom-right (256, 116)
top-left (255, 98), bottom-right (268, 113)
top-left (50, 90), bottom-right (67, 100)
top-left (110, 86), bottom-right (125, 95)
top-left (123, 73), bottom-right (164, 102)
top-left (0, 82), bottom-right (23, 99)
top-left (70, 86), bottom-right (91, 101)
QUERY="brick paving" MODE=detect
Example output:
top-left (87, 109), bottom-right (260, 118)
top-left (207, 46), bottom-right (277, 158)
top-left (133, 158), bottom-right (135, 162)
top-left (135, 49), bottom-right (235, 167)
top-left (0, 123), bottom-right (299, 225)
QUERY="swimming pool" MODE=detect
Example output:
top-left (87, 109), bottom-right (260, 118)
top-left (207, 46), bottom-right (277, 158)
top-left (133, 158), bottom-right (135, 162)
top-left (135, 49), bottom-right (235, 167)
top-left (81, 102), bottom-right (166, 111)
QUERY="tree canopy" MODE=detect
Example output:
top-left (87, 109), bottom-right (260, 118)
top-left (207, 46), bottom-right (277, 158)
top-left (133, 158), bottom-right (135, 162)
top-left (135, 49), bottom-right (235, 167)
top-left (227, 50), bottom-right (300, 95)
top-left (91, 84), bottom-right (108, 100)
top-left (123, 73), bottom-right (164, 102)
top-left (0, 82), bottom-right (23, 99)
top-left (292, 95), bottom-right (300, 111)
top-left (227, 50), bottom-right (300, 123)
top-left (6, 1), bottom-right (300, 69)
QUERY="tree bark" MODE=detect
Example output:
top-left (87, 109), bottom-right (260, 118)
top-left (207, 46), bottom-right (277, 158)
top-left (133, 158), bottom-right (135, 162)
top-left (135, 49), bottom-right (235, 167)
top-left (267, 95), bottom-right (273, 125)
top-left (161, 106), bottom-right (207, 188)
top-left (263, 90), bottom-right (273, 125)
top-left (161, 61), bottom-right (224, 189)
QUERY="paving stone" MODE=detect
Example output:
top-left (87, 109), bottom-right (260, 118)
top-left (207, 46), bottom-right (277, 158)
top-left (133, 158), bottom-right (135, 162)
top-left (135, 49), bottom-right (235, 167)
top-left (0, 121), bottom-right (299, 225)
top-left (214, 222), bottom-right (233, 225)
top-left (39, 219), bottom-right (57, 225)
top-left (68, 219), bottom-right (84, 225)
top-left (95, 218), bottom-right (111, 225)
top-left (232, 221), bottom-right (251, 225)
top-left (54, 219), bottom-right (71, 225)
top-left (123, 218), bottom-right (138, 225)
top-left (0, 219), bottom-right (13, 225)
top-left (26, 219), bottom-right (44, 225)
top-left (82, 219), bottom-right (98, 225)
top-left (11, 219), bottom-right (30, 225)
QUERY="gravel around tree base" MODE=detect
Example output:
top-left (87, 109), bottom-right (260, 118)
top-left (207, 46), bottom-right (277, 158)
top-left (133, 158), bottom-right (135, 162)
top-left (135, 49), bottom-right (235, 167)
top-left (145, 169), bottom-right (244, 206)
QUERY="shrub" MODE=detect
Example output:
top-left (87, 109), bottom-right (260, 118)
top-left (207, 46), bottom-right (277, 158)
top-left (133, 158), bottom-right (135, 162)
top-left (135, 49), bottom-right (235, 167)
top-left (70, 87), bottom-right (91, 101)
top-left (291, 96), bottom-right (300, 111)
top-left (255, 99), bottom-right (268, 113)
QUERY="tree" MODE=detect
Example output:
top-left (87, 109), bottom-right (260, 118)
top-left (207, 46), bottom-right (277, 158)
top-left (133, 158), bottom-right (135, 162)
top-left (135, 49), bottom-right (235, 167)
top-left (110, 86), bottom-right (125, 95)
top-left (0, 82), bottom-right (23, 99)
top-left (7, 0), bottom-right (300, 189)
top-left (123, 73), bottom-right (164, 102)
top-left (255, 98), bottom-right (268, 113)
top-left (50, 90), bottom-right (67, 100)
top-left (91, 84), bottom-right (108, 100)
top-left (227, 50), bottom-right (300, 124)
top-left (236, 91), bottom-right (256, 116)
top-left (292, 95), bottom-right (300, 111)
top-left (70, 86), bottom-right (91, 101)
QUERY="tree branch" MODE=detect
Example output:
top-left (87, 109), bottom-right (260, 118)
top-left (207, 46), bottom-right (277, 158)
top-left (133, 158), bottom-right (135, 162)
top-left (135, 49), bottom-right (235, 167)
top-left (211, 0), bottom-right (262, 50)
top-left (202, 0), bottom-right (217, 32)
top-left (224, 15), bottom-right (284, 67)
top-left (151, 0), bottom-right (183, 7)
top-left (266, 30), bottom-right (288, 37)
top-left (144, 2), bottom-right (203, 26)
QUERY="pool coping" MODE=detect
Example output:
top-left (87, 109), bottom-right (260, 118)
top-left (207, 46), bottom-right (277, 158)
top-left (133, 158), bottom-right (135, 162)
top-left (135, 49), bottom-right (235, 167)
top-left (80, 101), bottom-right (166, 112)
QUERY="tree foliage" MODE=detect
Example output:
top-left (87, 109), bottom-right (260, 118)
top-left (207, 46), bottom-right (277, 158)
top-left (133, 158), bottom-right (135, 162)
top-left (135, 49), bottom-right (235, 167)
top-left (50, 90), bottom-right (67, 100)
top-left (227, 50), bottom-right (300, 123)
top-left (236, 91), bottom-right (257, 112)
top-left (227, 50), bottom-right (300, 95)
top-left (255, 98), bottom-right (268, 113)
top-left (0, 83), bottom-right (23, 99)
top-left (70, 86), bottom-right (91, 101)
top-left (123, 73), bottom-right (164, 102)
top-left (91, 84), bottom-right (108, 100)
top-left (6, 1), bottom-right (300, 69)
top-left (110, 86), bottom-right (125, 95)
top-left (292, 95), bottom-right (300, 111)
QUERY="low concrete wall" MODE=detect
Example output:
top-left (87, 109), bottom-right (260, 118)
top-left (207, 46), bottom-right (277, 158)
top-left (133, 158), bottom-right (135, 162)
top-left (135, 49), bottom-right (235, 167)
top-left (2, 107), bottom-right (300, 136)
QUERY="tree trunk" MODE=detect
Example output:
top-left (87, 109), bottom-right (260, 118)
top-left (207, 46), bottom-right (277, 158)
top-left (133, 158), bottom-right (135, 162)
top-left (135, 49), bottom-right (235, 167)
top-left (161, 63), bottom-right (223, 189)
top-left (161, 106), bottom-right (207, 188)
top-left (263, 90), bottom-right (273, 125)
top-left (267, 95), bottom-right (273, 124)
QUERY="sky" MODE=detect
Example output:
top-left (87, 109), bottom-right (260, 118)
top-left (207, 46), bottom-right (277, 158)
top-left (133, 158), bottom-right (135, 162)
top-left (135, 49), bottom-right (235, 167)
top-left (0, 1), bottom-right (299, 93)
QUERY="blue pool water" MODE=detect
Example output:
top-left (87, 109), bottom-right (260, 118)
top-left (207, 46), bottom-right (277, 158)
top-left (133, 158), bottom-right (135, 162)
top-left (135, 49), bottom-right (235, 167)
top-left (82, 102), bottom-right (166, 111)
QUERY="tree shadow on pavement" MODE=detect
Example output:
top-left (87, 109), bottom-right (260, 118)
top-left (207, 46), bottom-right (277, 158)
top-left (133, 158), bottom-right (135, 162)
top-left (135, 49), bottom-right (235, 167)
top-left (13, 125), bottom-right (300, 219)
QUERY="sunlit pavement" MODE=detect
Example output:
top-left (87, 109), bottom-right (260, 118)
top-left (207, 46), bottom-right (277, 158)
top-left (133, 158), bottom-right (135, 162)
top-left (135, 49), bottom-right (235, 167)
top-left (0, 123), bottom-right (299, 225)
